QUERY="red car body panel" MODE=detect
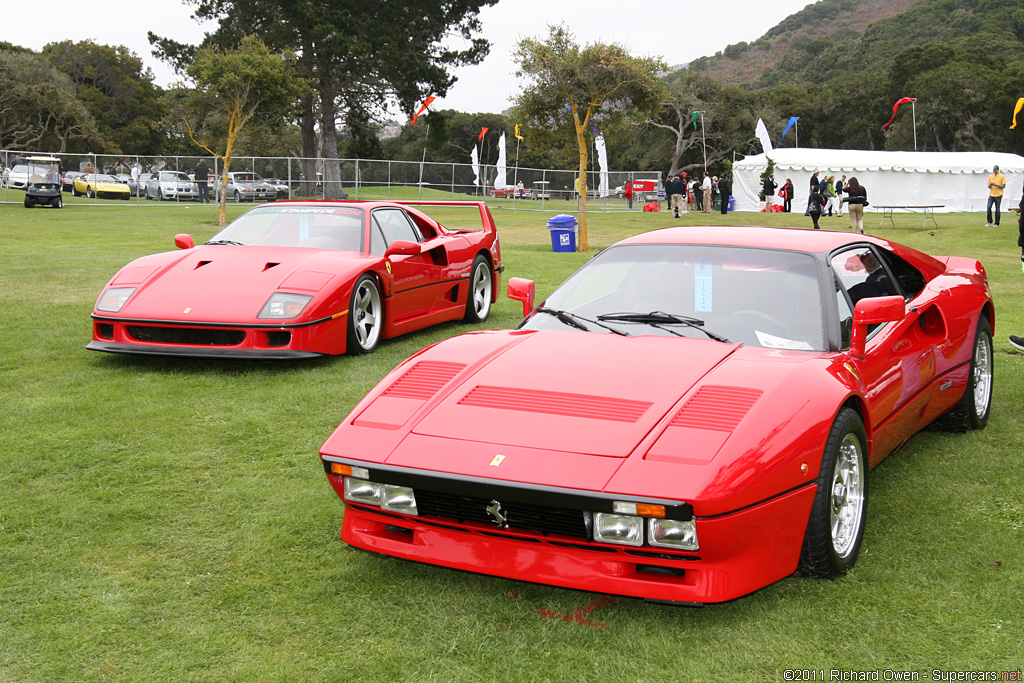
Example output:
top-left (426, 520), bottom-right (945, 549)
top-left (320, 226), bottom-right (992, 603)
top-left (88, 200), bottom-right (502, 358)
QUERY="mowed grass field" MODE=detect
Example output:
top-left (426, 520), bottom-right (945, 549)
top-left (2, 191), bottom-right (1023, 682)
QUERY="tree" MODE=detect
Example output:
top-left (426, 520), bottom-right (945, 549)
top-left (154, 0), bottom-right (496, 198)
top-left (183, 36), bottom-right (306, 225)
top-left (0, 49), bottom-right (105, 152)
top-left (513, 25), bottom-right (666, 251)
top-left (647, 71), bottom-right (723, 176)
top-left (42, 40), bottom-right (165, 155)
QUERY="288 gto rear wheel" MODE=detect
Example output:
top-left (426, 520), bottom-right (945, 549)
top-left (799, 407), bottom-right (868, 579)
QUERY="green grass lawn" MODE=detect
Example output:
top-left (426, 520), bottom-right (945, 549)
top-left (1, 198), bottom-right (1022, 682)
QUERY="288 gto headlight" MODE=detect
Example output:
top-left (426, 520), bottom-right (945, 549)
top-left (648, 518), bottom-right (699, 550)
top-left (592, 513), bottom-right (644, 546)
top-left (97, 287), bottom-right (137, 312)
top-left (258, 293), bottom-right (313, 319)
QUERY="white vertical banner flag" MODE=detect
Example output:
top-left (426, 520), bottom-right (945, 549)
top-left (596, 134), bottom-right (610, 197)
top-left (495, 133), bottom-right (508, 189)
top-left (471, 145), bottom-right (480, 187)
top-left (755, 118), bottom-right (773, 154)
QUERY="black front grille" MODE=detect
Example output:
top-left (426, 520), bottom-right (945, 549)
top-left (414, 489), bottom-right (588, 540)
top-left (127, 326), bottom-right (245, 346)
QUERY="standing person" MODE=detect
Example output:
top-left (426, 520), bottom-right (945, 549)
top-left (808, 184), bottom-right (825, 229)
top-left (823, 175), bottom-right (838, 217)
top-left (781, 178), bottom-right (794, 213)
top-left (762, 173), bottom-right (777, 210)
top-left (194, 158), bottom-right (211, 204)
top-left (667, 174), bottom-right (686, 218)
top-left (701, 172), bottom-right (712, 213)
top-left (691, 176), bottom-right (703, 212)
top-left (717, 174), bottom-right (731, 215)
top-left (835, 175), bottom-right (846, 217)
top-left (844, 177), bottom-right (868, 234)
top-left (986, 165), bottom-right (1006, 226)
top-left (806, 170), bottom-right (820, 215)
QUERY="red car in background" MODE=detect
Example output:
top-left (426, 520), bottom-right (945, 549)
top-left (321, 226), bottom-right (993, 604)
top-left (88, 201), bottom-right (502, 359)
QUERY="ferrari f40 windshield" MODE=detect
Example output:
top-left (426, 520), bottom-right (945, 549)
top-left (522, 244), bottom-right (826, 351)
top-left (208, 206), bottom-right (366, 251)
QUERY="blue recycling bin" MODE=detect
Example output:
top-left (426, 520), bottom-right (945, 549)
top-left (547, 214), bottom-right (578, 253)
top-left (727, 196), bottom-right (735, 212)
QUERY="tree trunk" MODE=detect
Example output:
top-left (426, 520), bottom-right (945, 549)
top-left (576, 125), bottom-right (589, 252)
top-left (299, 92), bottom-right (317, 197)
top-left (318, 83), bottom-right (345, 200)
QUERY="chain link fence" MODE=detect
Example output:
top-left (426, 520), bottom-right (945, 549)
top-left (1, 149), bottom-right (661, 212)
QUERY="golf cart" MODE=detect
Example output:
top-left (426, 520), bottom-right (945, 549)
top-left (24, 156), bottom-right (63, 208)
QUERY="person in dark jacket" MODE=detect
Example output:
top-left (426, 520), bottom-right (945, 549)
top-left (717, 174), bottom-right (731, 215)
top-left (781, 178), bottom-right (794, 212)
top-left (667, 174), bottom-right (686, 218)
top-left (808, 187), bottom-right (825, 229)
top-left (843, 177), bottom-right (868, 233)
top-left (762, 174), bottom-right (777, 208)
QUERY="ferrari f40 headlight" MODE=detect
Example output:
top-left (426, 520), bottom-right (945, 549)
top-left (648, 518), bottom-right (699, 550)
top-left (258, 293), bottom-right (313, 319)
top-left (592, 513), bottom-right (644, 546)
top-left (97, 287), bottom-right (137, 313)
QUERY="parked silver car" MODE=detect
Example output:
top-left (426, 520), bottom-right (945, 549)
top-left (261, 177), bottom-right (291, 200)
top-left (217, 171), bottom-right (277, 202)
top-left (145, 171), bottom-right (199, 201)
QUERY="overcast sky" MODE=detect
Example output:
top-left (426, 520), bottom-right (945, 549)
top-left (6, 0), bottom-right (814, 115)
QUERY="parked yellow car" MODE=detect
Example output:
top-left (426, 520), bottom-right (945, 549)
top-left (72, 174), bottom-right (131, 200)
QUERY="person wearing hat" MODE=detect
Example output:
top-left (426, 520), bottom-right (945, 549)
top-left (986, 165), bottom-right (1006, 226)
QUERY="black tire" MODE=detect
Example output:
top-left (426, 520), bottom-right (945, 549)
top-left (233, 190), bottom-right (242, 203)
top-left (346, 274), bottom-right (383, 355)
top-left (52, 196), bottom-right (62, 208)
top-left (72, 185), bottom-right (80, 197)
top-left (935, 316), bottom-right (993, 432)
top-left (799, 407), bottom-right (868, 579)
top-left (463, 255), bottom-right (493, 323)
top-left (24, 197), bottom-right (33, 208)
top-left (87, 187), bottom-right (94, 199)
top-left (158, 189), bottom-right (163, 201)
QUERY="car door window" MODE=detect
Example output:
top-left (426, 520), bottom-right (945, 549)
top-left (372, 209), bottom-right (423, 245)
top-left (831, 247), bottom-right (901, 308)
top-left (369, 222), bottom-right (388, 255)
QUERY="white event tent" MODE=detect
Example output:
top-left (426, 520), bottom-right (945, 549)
top-left (731, 148), bottom-right (1024, 213)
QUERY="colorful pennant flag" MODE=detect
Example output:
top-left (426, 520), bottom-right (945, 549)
top-left (409, 96), bottom-right (435, 126)
top-left (881, 97), bottom-right (917, 131)
top-left (514, 124), bottom-right (524, 141)
top-left (1011, 98), bottom-right (1024, 130)
top-left (478, 127), bottom-right (488, 141)
top-left (779, 116), bottom-right (800, 144)
top-left (691, 111), bottom-right (706, 130)
top-left (589, 120), bottom-right (600, 137)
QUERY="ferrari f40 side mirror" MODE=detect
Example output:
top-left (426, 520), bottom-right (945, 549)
top-left (850, 295), bottom-right (906, 359)
top-left (385, 240), bottom-right (421, 258)
top-left (507, 277), bottom-right (536, 318)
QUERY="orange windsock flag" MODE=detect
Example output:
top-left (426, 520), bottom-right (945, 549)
top-left (478, 127), bottom-right (488, 141)
top-left (410, 96), bottom-right (435, 126)
top-left (1011, 98), bottom-right (1024, 129)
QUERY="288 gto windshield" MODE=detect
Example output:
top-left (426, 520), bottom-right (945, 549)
top-left (522, 244), bottom-right (825, 351)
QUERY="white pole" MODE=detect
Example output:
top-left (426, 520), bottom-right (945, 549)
top-left (701, 113), bottom-right (707, 173)
top-left (912, 101), bottom-right (918, 151)
top-left (795, 120), bottom-right (799, 148)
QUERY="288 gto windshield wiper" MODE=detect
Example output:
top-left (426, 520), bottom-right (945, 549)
top-left (597, 310), bottom-right (731, 343)
top-left (205, 239), bottom-right (245, 246)
top-left (535, 307), bottom-right (628, 336)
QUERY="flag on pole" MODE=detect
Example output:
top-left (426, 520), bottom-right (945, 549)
top-left (1011, 98), bottom-right (1024, 129)
top-left (779, 116), bottom-right (800, 144)
top-left (471, 145), bottom-right (480, 187)
top-left (514, 124), bottom-right (524, 141)
top-left (691, 111), bottom-right (706, 130)
top-left (478, 127), bottom-right (488, 141)
top-left (596, 134), bottom-right (609, 198)
top-left (755, 118), bottom-right (772, 154)
top-left (495, 133), bottom-right (508, 190)
top-left (409, 96), bottom-right (435, 126)
top-left (881, 97), bottom-right (917, 130)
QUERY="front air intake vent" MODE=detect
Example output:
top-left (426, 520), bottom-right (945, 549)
top-left (670, 386), bottom-right (763, 431)
top-left (458, 386), bottom-right (652, 423)
top-left (382, 361), bottom-right (465, 400)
